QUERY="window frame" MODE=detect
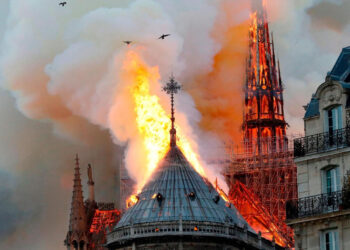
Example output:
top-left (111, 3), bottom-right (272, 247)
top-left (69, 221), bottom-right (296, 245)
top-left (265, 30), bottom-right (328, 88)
top-left (320, 228), bottom-right (339, 250)
top-left (321, 165), bottom-right (341, 195)
top-left (324, 105), bottom-right (343, 133)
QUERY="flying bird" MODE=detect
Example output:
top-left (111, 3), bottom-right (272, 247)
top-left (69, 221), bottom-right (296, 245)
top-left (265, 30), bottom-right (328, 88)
top-left (123, 41), bottom-right (132, 45)
top-left (158, 34), bottom-right (170, 40)
top-left (59, 2), bottom-right (67, 6)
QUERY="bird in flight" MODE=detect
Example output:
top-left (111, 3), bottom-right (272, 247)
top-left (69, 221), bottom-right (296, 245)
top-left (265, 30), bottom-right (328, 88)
top-left (59, 2), bottom-right (67, 6)
top-left (158, 34), bottom-right (170, 40)
top-left (123, 41), bottom-right (132, 46)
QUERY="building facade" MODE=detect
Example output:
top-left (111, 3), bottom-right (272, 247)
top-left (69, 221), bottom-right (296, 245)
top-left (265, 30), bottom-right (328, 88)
top-left (65, 155), bottom-right (121, 250)
top-left (287, 47), bottom-right (350, 250)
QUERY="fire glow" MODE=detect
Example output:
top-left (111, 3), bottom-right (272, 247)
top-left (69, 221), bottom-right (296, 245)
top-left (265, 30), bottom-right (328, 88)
top-left (124, 51), bottom-right (205, 194)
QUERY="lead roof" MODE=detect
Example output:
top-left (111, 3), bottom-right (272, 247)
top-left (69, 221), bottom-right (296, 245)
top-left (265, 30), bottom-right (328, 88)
top-left (116, 146), bottom-right (251, 230)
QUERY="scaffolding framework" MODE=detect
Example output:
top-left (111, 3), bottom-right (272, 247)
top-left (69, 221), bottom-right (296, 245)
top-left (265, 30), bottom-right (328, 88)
top-left (221, 1), bottom-right (298, 247)
top-left (223, 138), bottom-right (297, 248)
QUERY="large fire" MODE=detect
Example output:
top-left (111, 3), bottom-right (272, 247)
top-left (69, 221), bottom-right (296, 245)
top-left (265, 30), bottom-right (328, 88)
top-left (124, 51), bottom-right (205, 194)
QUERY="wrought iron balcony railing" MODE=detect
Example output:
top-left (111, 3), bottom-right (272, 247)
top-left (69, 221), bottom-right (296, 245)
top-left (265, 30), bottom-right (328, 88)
top-left (286, 191), bottom-right (350, 220)
top-left (294, 127), bottom-right (350, 157)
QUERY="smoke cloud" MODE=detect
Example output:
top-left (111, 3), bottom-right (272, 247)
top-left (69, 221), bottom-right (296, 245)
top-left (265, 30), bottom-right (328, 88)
top-left (307, 0), bottom-right (350, 32)
top-left (0, 0), bottom-right (349, 249)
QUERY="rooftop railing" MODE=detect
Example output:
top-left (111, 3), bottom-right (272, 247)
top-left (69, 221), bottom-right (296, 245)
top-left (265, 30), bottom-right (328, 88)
top-left (294, 127), bottom-right (350, 157)
top-left (286, 191), bottom-right (350, 220)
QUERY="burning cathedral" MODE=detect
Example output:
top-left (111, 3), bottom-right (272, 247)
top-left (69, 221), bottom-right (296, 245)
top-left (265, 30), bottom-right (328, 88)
top-left (64, 1), bottom-right (295, 249)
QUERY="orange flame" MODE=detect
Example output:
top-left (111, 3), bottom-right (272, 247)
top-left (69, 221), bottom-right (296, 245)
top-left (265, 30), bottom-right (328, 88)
top-left (126, 194), bottom-right (139, 208)
top-left (123, 51), bottom-right (205, 193)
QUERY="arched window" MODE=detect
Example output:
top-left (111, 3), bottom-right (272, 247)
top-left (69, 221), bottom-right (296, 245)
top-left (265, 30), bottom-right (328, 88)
top-left (261, 95), bottom-right (269, 119)
top-left (261, 128), bottom-right (271, 154)
top-left (72, 241), bottom-right (78, 250)
top-left (252, 97), bottom-right (258, 119)
top-left (273, 97), bottom-right (278, 114)
top-left (79, 241), bottom-right (85, 250)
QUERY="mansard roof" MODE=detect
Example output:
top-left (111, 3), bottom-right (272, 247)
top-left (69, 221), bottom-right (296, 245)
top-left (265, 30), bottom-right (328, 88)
top-left (330, 46), bottom-right (350, 82)
top-left (305, 46), bottom-right (350, 119)
top-left (304, 96), bottom-right (320, 119)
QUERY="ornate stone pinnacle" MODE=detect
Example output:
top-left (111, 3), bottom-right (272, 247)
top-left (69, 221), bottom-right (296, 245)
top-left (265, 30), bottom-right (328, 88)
top-left (75, 154), bottom-right (79, 167)
top-left (163, 75), bottom-right (181, 147)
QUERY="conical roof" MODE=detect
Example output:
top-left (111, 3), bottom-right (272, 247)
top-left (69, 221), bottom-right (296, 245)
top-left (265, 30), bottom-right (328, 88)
top-left (107, 75), bottom-right (281, 250)
top-left (116, 146), bottom-right (250, 229)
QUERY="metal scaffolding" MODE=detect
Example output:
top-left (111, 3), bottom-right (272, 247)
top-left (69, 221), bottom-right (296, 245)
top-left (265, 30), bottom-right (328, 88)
top-left (223, 138), bottom-right (297, 248)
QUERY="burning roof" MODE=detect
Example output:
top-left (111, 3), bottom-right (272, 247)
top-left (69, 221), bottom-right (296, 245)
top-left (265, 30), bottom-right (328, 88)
top-left (117, 145), bottom-right (250, 227)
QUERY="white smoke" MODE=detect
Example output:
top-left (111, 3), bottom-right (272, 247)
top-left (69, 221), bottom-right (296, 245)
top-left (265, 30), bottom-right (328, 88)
top-left (267, 0), bottom-right (350, 134)
top-left (0, 1), bottom-right (227, 248)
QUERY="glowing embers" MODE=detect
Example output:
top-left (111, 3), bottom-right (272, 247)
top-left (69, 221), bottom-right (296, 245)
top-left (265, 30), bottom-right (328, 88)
top-left (89, 209), bottom-right (121, 234)
top-left (214, 178), bottom-right (230, 202)
top-left (246, 96), bottom-right (258, 121)
top-left (126, 194), bottom-right (139, 208)
top-left (229, 181), bottom-right (292, 247)
top-left (260, 95), bottom-right (271, 119)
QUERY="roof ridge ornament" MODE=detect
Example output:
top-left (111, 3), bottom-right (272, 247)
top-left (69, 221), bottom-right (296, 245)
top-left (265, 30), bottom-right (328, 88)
top-left (163, 75), bottom-right (181, 148)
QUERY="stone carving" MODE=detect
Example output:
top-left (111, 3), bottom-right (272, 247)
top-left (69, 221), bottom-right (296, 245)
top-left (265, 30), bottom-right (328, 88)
top-left (320, 84), bottom-right (342, 109)
top-left (346, 109), bottom-right (350, 127)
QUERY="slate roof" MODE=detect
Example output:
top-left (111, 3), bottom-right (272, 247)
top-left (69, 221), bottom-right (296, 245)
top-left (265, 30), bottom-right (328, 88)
top-left (116, 145), bottom-right (250, 230)
top-left (304, 97), bottom-right (320, 119)
top-left (305, 46), bottom-right (350, 119)
top-left (330, 46), bottom-right (350, 82)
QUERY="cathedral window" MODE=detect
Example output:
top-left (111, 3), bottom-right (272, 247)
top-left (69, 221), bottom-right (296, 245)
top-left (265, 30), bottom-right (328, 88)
top-left (261, 95), bottom-right (270, 119)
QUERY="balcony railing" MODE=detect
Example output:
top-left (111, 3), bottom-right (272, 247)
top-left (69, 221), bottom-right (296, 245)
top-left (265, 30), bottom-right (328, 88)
top-left (286, 191), bottom-right (350, 220)
top-left (294, 127), bottom-right (350, 157)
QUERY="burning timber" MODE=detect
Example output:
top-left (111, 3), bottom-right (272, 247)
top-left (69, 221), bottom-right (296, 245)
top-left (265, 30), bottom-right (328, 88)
top-left (222, 1), bottom-right (297, 248)
top-left (107, 76), bottom-right (283, 250)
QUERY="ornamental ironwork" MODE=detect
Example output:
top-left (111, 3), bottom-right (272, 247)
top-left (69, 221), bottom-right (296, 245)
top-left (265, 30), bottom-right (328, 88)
top-left (286, 191), bottom-right (345, 220)
top-left (294, 127), bottom-right (350, 157)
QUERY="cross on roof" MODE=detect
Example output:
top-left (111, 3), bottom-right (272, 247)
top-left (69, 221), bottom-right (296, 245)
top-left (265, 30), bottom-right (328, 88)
top-left (163, 76), bottom-right (181, 147)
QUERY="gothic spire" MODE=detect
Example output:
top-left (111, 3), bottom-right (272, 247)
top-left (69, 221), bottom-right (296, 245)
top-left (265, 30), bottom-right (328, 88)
top-left (68, 154), bottom-right (87, 232)
top-left (65, 154), bottom-right (88, 249)
top-left (242, 0), bottom-right (287, 154)
top-left (163, 75), bottom-right (181, 147)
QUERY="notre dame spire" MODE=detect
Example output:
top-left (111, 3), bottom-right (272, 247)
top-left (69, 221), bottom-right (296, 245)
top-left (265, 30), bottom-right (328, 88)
top-left (243, 0), bottom-right (287, 154)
